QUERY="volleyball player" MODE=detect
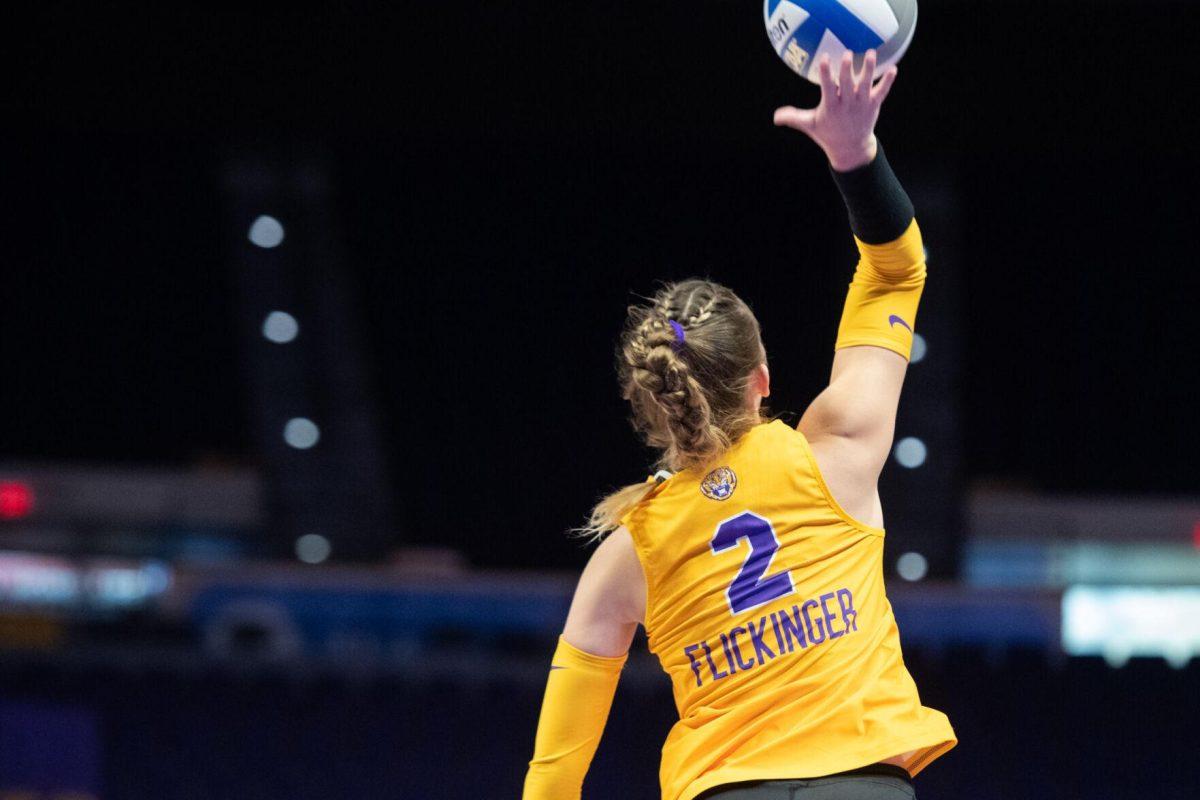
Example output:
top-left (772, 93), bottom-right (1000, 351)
top-left (523, 50), bottom-right (956, 800)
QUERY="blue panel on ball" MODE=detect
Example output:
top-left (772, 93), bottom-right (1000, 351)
top-left (791, 0), bottom-right (886, 55)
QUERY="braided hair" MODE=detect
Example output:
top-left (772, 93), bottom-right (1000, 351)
top-left (581, 280), bottom-right (767, 537)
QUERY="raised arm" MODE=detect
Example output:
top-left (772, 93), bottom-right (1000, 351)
top-left (775, 51), bottom-right (923, 527)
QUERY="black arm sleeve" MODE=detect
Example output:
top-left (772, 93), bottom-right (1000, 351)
top-left (828, 141), bottom-right (914, 245)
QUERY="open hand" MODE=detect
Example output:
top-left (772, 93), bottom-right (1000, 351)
top-left (773, 49), bottom-right (898, 172)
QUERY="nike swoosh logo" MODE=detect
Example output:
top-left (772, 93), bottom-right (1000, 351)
top-left (549, 665), bottom-right (566, 671)
top-left (888, 315), bottom-right (912, 332)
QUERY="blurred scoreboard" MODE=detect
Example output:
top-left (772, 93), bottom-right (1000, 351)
top-left (966, 488), bottom-right (1200, 667)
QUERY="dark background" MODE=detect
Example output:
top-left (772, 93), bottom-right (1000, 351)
top-left (4, 2), bottom-right (1198, 569)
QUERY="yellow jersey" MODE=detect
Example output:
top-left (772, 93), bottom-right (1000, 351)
top-left (620, 419), bottom-right (956, 800)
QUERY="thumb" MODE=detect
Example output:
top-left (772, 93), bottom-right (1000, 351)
top-left (773, 105), bottom-right (816, 133)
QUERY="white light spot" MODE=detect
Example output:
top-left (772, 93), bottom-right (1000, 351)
top-left (1164, 646), bottom-right (1191, 670)
top-left (894, 437), bottom-right (927, 469)
top-left (142, 563), bottom-right (172, 595)
top-left (923, 246), bottom-right (929, 261)
top-left (262, 311), bottom-right (299, 344)
top-left (1103, 643), bottom-right (1131, 669)
top-left (248, 215), bottom-right (285, 248)
top-left (910, 333), bottom-right (927, 364)
top-left (896, 552), bottom-right (928, 582)
top-left (283, 418), bottom-right (320, 449)
top-left (295, 534), bottom-right (332, 564)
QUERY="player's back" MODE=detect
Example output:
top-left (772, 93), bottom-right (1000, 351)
top-left (620, 419), bottom-right (955, 800)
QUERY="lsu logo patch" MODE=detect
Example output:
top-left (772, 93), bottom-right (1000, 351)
top-left (700, 467), bottom-right (737, 501)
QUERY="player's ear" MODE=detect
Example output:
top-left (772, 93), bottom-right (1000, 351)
top-left (753, 362), bottom-right (771, 400)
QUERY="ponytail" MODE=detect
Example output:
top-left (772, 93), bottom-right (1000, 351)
top-left (574, 480), bottom-right (657, 542)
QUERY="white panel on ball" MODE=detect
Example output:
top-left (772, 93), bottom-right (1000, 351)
top-left (764, 0), bottom-right (918, 84)
top-left (813, 28), bottom-right (847, 75)
top-left (839, 0), bottom-right (900, 41)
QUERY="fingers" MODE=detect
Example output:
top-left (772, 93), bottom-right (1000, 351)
top-left (781, 51), bottom-right (892, 137)
top-left (773, 105), bottom-right (816, 134)
top-left (856, 50), bottom-right (877, 99)
top-left (817, 55), bottom-right (836, 101)
top-left (837, 51), bottom-right (853, 97)
top-left (870, 65), bottom-right (898, 105)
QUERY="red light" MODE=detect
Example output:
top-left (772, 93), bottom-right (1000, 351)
top-left (0, 481), bottom-right (34, 520)
top-left (1193, 521), bottom-right (1200, 550)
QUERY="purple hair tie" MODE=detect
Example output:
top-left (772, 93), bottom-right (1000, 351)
top-left (668, 319), bottom-right (687, 352)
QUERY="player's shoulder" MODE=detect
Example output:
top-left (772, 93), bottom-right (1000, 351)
top-left (587, 526), bottom-right (645, 582)
top-left (590, 526), bottom-right (647, 622)
top-left (596, 525), bottom-right (636, 556)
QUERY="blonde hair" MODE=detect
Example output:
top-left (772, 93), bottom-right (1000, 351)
top-left (581, 279), bottom-right (767, 538)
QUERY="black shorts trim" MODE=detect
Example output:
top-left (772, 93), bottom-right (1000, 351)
top-left (824, 762), bottom-right (912, 782)
top-left (695, 762), bottom-right (913, 799)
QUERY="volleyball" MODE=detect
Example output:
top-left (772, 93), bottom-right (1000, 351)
top-left (764, 0), bottom-right (917, 83)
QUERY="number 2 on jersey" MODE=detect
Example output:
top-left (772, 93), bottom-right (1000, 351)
top-left (710, 512), bottom-right (796, 614)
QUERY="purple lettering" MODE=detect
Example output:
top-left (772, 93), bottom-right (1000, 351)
top-left (701, 640), bottom-right (727, 681)
top-left (770, 611), bottom-right (787, 653)
top-left (684, 644), bottom-right (704, 687)
top-left (837, 588), bottom-right (858, 632)
top-left (729, 626), bottom-right (756, 670)
top-left (820, 591), bottom-right (843, 639)
top-left (779, 605), bottom-right (807, 651)
top-left (692, 590), bottom-right (858, 681)
top-left (802, 599), bottom-right (826, 644)
top-left (748, 617), bottom-right (777, 663)
top-left (719, 633), bottom-right (739, 675)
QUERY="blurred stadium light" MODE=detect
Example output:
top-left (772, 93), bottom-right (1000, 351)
top-left (0, 480), bottom-right (34, 520)
top-left (878, 175), bottom-right (966, 580)
top-left (224, 157), bottom-right (395, 560)
top-left (0, 552), bottom-right (170, 610)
